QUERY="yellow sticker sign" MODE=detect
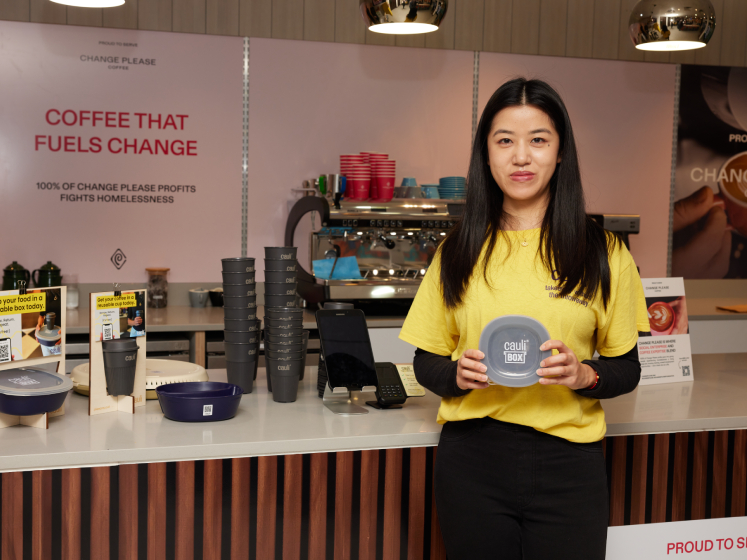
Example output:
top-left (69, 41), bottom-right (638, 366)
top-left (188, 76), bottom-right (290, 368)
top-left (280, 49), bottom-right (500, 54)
top-left (96, 294), bottom-right (137, 310)
top-left (0, 293), bottom-right (47, 316)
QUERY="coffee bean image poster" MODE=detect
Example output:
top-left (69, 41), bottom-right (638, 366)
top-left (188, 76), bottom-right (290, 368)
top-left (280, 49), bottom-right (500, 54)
top-left (637, 278), bottom-right (693, 386)
top-left (674, 65), bottom-right (747, 279)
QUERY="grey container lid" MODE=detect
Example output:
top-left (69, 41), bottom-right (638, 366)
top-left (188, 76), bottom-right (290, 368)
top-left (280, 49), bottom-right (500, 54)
top-left (478, 315), bottom-right (552, 388)
top-left (0, 368), bottom-right (74, 397)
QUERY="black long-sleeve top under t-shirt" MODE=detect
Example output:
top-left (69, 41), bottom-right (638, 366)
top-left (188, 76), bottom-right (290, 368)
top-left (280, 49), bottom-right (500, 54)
top-left (413, 332), bottom-right (649, 401)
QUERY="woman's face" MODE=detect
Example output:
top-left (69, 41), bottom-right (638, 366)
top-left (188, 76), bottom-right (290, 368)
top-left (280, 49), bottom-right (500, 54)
top-left (487, 105), bottom-right (561, 209)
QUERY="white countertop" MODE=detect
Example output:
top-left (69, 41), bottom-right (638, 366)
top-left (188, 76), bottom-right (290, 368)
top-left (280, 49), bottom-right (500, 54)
top-left (0, 353), bottom-right (745, 473)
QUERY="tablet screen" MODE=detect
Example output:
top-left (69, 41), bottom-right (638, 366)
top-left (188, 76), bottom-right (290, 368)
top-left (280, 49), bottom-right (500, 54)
top-left (317, 311), bottom-right (378, 389)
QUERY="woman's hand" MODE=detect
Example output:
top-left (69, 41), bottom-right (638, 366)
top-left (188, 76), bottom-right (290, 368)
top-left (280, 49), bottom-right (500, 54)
top-left (537, 340), bottom-right (596, 390)
top-left (456, 349), bottom-right (490, 390)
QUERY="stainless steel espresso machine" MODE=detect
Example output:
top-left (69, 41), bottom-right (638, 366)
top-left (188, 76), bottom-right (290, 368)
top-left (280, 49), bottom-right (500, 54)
top-left (284, 194), bottom-right (640, 315)
top-left (284, 197), bottom-right (464, 314)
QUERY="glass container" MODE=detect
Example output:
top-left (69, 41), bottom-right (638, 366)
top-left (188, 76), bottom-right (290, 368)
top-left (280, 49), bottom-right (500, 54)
top-left (146, 268), bottom-right (170, 308)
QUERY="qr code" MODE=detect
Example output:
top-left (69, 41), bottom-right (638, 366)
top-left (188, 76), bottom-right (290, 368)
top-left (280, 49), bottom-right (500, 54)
top-left (682, 365), bottom-right (691, 377)
top-left (102, 323), bottom-right (113, 341)
top-left (0, 338), bottom-right (10, 363)
top-left (203, 404), bottom-right (213, 416)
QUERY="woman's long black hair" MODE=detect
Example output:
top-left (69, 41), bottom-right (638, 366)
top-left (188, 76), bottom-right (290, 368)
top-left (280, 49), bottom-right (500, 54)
top-left (439, 77), bottom-right (617, 309)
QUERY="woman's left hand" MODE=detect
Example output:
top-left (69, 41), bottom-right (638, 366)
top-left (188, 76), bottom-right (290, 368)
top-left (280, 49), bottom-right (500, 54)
top-left (536, 340), bottom-right (596, 390)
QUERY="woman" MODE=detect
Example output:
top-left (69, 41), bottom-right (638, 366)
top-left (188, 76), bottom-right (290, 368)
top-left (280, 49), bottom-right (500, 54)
top-left (399, 78), bottom-right (650, 560)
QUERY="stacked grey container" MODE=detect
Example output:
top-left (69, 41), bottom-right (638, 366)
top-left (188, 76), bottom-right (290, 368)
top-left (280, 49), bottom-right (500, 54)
top-left (264, 247), bottom-right (308, 402)
top-left (222, 257), bottom-right (260, 394)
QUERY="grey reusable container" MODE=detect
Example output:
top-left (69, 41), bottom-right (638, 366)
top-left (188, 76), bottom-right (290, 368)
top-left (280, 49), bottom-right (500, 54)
top-left (265, 327), bottom-right (304, 338)
top-left (264, 282), bottom-right (298, 297)
top-left (264, 317), bottom-right (303, 329)
top-left (102, 337), bottom-right (139, 396)
top-left (224, 341), bottom-right (259, 362)
top-left (226, 360), bottom-right (255, 394)
top-left (224, 318), bottom-right (260, 332)
top-left (264, 271), bottom-right (298, 284)
top-left (222, 271), bottom-right (256, 284)
top-left (264, 247), bottom-right (297, 261)
top-left (264, 259), bottom-right (297, 272)
top-left (265, 329), bottom-right (304, 340)
top-left (266, 349), bottom-right (304, 360)
top-left (264, 329), bottom-right (303, 344)
top-left (223, 284), bottom-right (257, 298)
top-left (267, 358), bottom-right (304, 402)
top-left (0, 368), bottom-right (73, 416)
top-left (264, 295), bottom-right (296, 308)
top-left (224, 307), bottom-right (257, 321)
top-left (265, 342), bottom-right (305, 353)
top-left (222, 295), bottom-right (257, 308)
top-left (224, 331), bottom-right (259, 344)
top-left (265, 307), bottom-right (303, 320)
top-left (221, 258), bottom-right (255, 273)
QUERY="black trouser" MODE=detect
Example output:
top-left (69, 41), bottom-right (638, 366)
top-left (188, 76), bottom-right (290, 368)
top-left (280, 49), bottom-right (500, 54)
top-left (435, 417), bottom-right (609, 560)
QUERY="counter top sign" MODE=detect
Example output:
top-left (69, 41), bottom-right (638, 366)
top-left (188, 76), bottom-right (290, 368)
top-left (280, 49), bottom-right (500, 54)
top-left (89, 290), bottom-right (147, 415)
top-left (638, 278), bottom-right (693, 385)
top-left (0, 286), bottom-right (67, 429)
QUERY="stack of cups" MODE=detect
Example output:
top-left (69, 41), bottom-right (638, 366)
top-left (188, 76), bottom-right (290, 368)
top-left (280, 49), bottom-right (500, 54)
top-left (221, 258), bottom-right (260, 394)
top-left (340, 154), bottom-right (368, 200)
top-left (348, 164), bottom-right (372, 200)
top-left (371, 157), bottom-right (395, 201)
top-left (264, 247), bottom-right (308, 402)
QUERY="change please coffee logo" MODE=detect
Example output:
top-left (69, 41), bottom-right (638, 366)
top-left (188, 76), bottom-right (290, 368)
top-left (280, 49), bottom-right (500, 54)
top-left (504, 340), bottom-right (529, 364)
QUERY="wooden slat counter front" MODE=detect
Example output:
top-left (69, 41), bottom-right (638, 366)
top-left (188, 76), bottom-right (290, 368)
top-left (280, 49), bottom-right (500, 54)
top-left (0, 354), bottom-right (745, 559)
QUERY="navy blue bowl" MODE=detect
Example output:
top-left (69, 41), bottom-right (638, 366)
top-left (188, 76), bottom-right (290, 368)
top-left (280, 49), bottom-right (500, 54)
top-left (156, 382), bottom-right (242, 422)
top-left (0, 390), bottom-right (69, 416)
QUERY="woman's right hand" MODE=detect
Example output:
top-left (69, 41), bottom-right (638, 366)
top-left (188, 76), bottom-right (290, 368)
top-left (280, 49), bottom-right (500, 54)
top-left (456, 349), bottom-right (490, 390)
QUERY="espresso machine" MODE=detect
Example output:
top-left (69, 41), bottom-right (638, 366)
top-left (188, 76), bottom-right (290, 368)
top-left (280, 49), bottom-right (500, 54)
top-left (284, 196), bottom-right (464, 314)
top-left (284, 192), bottom-right (640, 314)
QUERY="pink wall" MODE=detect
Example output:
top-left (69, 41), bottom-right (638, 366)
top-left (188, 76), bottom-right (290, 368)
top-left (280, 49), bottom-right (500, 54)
top-left (478, 53), bottom-right (676, 278)
top-left (247, 38), bottom-right (474, 277)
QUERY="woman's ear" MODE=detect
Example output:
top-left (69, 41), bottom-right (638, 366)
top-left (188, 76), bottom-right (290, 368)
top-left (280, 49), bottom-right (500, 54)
top-left (557, 151), bottom-right (563, 164)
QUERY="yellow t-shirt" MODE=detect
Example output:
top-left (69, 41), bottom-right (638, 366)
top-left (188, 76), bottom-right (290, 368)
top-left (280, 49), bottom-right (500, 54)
top-left (399, 228), bottom-right (649, 443)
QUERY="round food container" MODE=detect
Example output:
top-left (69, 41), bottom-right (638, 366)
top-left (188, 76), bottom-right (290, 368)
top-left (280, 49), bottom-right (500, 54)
top-left (478, 315), bottom-right (551, 387)
top-left (0, 367), bottom-right (73, 416)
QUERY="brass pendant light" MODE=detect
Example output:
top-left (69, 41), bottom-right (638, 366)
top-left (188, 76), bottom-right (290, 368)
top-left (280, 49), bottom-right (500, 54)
top-left (360, 0), bottom-right (449, 35)
top-left (629, 0), bottom-right (716, 51)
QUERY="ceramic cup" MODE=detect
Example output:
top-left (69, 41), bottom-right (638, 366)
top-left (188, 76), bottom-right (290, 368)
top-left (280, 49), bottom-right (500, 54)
top-left (189, 289), bottom-right (209, 308)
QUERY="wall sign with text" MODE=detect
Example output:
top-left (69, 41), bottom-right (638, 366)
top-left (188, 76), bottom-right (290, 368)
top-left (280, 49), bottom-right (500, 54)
top-left (0, 21), bottom-right (242, 282)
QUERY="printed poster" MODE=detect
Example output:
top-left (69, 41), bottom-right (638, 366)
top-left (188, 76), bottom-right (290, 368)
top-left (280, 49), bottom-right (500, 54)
top-left (673, 65), bottom-right (747, 279)
top-left (92, 291), bottom-right (145, 341)
top-left (637, 278), bottom-right (693, 386)
top-left (0, 21), bottom-right (242, 283)
top-left (0, 288), bottom-right (63, 362)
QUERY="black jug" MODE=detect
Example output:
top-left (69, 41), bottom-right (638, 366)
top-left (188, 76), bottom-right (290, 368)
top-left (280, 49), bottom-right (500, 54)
top-left (2, 262), bottom-right (31, 291)
top-left (32, 261), bottom-right (62, 288)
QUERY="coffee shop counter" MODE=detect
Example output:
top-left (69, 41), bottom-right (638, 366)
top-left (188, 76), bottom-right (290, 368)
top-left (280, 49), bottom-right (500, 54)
top-left (0, 354), bottom-right (746, 560)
